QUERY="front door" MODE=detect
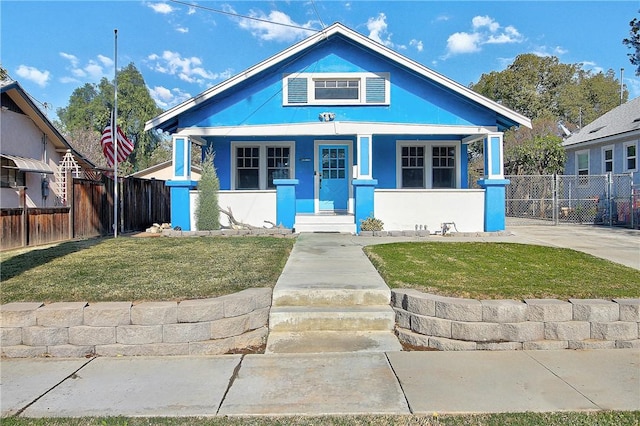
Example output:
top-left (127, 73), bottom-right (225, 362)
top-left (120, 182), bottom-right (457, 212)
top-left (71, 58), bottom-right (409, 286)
top-left (318, 145), bottom-right (349, 211)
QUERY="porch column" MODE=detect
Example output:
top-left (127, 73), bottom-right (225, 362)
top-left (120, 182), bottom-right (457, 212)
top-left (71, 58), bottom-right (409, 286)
top-left (273, 179), bottom-right (298, 229)
top-left (477, 132), bottom-right (509, 231)
top-left (353, 179), bottom-right (378, 234)
top-left (356, 134), bottom-right (372, 178)
top-left (167, 135), bottom-right (198, 230)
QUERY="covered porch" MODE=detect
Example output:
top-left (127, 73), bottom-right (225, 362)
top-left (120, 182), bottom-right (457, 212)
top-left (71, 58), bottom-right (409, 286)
top-left (169, 121), bottom-right (508, 234)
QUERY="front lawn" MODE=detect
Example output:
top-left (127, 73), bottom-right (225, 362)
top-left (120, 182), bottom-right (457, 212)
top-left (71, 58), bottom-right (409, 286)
top-left (0, 236), bottom-right (294, 304)
top-left (364, 242), bottom-right (640, 300)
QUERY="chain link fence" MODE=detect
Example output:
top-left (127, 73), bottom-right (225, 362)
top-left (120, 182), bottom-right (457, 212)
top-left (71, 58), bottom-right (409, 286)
top-left (505, 174), bottom-right (638, 229)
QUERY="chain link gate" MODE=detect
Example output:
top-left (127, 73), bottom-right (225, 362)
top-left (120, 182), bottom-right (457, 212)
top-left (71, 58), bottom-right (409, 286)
top-left (505, 174), bottom-right (638, 228)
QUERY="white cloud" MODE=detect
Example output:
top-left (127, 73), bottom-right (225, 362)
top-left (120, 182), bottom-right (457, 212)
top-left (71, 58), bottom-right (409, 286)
top-left (367, 13), bottom-right (394, 48)
top-left (410, 39), bottom-right (424, 52)
top-left (148, 85), bottom-right (192, 108)
top-left (15, 65), bottom-right (51, 87)
top-left (147, 50), bottom-right (232, 85)
top-left (59, 52), bottom-right (112, 83)
top-left (176, 26), bottom-right (189, 33)
top-left (188, 6), bottom-right (196, 15)
top-left (446, 32), bottom-right (482, 55)
top-left (532, 45), bottom-right (569, 58)
top-left (226, 5), bottom-right (317, 43)
top-left (60, 52), bottom-right (79, 68)
top-left (147, 2), bottom-right (174, 14)
top-left (443, 15), bottom-right (524, 58)
top-left (472, 15), bottom-right (499, 32)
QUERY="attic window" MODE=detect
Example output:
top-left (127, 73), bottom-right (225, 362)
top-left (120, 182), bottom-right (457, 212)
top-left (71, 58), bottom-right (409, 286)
top-left (283, 72), bottom-right (389, 106)
top-left (588, 126), bottom-right (605, 134)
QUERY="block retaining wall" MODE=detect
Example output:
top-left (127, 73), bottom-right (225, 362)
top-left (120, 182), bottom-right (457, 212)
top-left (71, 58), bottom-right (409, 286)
top-left (0, 288), bottom-right (271, 358)
top-left (392, 289), bottom-right (640, 351)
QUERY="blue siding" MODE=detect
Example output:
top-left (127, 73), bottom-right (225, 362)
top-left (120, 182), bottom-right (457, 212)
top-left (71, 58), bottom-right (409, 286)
top-left (177, 37), bottom-right (498, 130)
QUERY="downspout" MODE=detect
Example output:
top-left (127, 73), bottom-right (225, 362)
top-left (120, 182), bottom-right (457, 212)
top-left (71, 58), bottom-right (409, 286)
top-left (41, 132), bottom-right (49, 206)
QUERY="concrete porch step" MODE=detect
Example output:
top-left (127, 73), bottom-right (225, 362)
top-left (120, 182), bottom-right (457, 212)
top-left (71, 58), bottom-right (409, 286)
top-left (294, 214), bottom-right (356, 234)
top-left (269, 305), bottom-right (396, 332)
top-left (265, 331), bottom-right (403, 353)
top-left (273, 287), bottom-right (391, 307)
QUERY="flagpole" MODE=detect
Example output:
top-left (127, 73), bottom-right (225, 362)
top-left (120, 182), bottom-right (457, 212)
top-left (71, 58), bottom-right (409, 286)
top-left (113, 28), bottom-right (119, 238)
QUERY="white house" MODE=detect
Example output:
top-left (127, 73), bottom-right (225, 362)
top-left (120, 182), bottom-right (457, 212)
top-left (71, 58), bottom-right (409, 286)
top-left (1, 80), bottom-right (95, 208)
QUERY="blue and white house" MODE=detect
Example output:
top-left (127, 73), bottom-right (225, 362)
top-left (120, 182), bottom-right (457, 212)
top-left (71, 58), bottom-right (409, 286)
top-left (145, 23), bottom-right (531, 234)
top-left (563, 96), bottom-right (639, 185)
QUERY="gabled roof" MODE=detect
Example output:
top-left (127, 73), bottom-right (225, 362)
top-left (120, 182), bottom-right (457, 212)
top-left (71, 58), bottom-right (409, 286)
top-left (563, 96), bottom-right (640, 148)
top-left (1, 80), bottom-right (96, 169)
top-left (145, 22), bottom-right (531, 133)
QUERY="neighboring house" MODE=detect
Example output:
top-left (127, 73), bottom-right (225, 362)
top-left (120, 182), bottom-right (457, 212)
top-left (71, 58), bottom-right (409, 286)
top-left (129, 160), bottom-right (202, 181)
top-left (145, 23), bottom-right (531, 233)
top-left (1, 80), bottom-right (95, 208)
top-left (563, 96), bottom-right (639, 185)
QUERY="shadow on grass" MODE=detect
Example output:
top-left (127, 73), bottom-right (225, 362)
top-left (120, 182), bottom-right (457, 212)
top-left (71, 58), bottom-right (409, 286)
top-left (0, 237), bottom-right (106, 282)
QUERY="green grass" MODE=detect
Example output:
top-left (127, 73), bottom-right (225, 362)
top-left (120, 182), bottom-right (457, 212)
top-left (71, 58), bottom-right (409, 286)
top-left (2, 412), bottom-right (639, 425)
top-left (0, 236), bottom-right (294, 304)
top-left (364, 242), bottom-right (640, 300)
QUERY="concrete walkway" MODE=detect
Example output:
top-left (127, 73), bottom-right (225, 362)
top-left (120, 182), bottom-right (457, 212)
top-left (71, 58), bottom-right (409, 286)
top-left (2, 349), bottom-right (638, 417)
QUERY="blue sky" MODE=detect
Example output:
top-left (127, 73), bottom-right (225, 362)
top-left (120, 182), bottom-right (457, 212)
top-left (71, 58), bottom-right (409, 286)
top-left (2, 1), bottom-right (638, 123)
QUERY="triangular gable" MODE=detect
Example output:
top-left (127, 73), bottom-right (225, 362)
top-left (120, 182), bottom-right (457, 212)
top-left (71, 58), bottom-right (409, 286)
top-left (1, 80), bottom-right (96, 169)
top-left (145, 22), bottom-right (531, 133)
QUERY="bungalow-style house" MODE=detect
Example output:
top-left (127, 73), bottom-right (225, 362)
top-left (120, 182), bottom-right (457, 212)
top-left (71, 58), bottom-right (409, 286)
top-left (128, 160), bottom-right (202, 181)
top-left (1, 80), bottom-right (95, 208)
top-left (145, 23), bottom-right (531, 233)
top-left (563, 96), bottom-right (639, 185)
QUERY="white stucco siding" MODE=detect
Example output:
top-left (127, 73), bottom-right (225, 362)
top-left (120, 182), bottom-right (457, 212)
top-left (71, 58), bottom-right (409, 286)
top-left (1, 110), bottom-right (64, 208)
top-left (373, 189), bottom-right (485, 233)
top-left (189, 190), bottom-right (277, 230)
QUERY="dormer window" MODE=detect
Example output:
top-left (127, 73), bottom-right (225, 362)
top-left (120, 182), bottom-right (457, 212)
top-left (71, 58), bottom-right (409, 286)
top-left (283, 72), bottom-right (389, 106)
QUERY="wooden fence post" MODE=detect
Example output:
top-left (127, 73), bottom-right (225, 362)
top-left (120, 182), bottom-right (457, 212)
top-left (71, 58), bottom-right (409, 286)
top-left (18, 186), bottom-right (27, 247)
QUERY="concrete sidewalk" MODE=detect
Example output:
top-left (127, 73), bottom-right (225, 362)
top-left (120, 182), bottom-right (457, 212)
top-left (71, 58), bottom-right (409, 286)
top-left (2, 349), bottom-right (638, 417)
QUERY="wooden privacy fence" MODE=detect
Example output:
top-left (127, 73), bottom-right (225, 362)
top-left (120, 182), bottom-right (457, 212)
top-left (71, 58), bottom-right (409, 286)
top-left (1, 176), bottom-right (171, 250)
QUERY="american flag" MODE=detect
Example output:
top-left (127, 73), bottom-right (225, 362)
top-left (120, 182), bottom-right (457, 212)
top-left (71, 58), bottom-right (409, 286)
top-left (101, 119), bottom-right (134, 168)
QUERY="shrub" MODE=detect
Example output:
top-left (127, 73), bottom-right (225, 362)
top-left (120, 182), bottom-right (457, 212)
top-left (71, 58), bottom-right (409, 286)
top-left (360, 216), bottom-right (384, 231)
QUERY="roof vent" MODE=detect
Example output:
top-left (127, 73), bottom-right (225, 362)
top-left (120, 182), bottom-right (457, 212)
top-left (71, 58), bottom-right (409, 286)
top-left (588, 126), bottom-right (605, 134)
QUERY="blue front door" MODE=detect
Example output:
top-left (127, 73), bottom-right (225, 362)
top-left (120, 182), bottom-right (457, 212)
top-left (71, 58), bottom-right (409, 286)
top-left (318, 145), bottom-right (349, 211)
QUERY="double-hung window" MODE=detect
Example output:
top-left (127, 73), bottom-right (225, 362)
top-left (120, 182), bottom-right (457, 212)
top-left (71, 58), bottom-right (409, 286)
top-left (576, 150), bottom-right (589, 186)
top-left (397, 142), bottom-right (458, 189)
top-left (233, 143), bottom-right (294, 190)
top-left (625, 142), bottom-right (637, 172)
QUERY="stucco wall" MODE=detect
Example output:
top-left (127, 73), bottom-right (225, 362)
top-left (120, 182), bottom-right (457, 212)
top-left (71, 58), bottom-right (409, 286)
top-left (374, 189), bottom-right (485, 233)
top-left (190, 190), bottom-right (277, 230)
top-left (1, 110), bottom-right (64, 208)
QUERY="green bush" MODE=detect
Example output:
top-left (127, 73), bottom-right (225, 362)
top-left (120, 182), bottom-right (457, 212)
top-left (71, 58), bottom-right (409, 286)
top-left (195, 149), bottom-right (220, 230)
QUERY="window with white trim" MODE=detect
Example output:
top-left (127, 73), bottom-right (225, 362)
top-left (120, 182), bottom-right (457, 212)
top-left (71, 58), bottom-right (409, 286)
top-left (232, 143), bottom-right (294, 190)
top-left (602, 145), bottom-right (614, 174)
top-left (283, 72), bottom-right (389, 105)
top-left (576, 150), bottom-right (589, 186)
top-left (397, 142), bottom-right (458, 189)
top-left (625, 142), bottom-right (637, 172)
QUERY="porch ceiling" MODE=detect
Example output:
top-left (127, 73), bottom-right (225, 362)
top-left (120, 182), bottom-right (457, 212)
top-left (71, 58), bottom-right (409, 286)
top-left (175, 121), bottom-right (498, 140)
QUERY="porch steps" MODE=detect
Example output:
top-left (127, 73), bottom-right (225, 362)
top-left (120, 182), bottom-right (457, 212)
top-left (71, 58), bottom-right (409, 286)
top-left (266, 233), bottom-right (402, 354)
top-left (294, 214), bottom-right (356, 234)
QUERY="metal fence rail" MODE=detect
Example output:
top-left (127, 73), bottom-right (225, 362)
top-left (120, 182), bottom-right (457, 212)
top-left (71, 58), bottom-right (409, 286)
top-left (505, 174), bottom-right (638, 229)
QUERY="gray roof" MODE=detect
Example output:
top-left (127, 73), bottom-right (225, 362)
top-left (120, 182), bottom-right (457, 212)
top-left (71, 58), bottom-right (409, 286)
top-left (563, 96), bottom-right (640, 147)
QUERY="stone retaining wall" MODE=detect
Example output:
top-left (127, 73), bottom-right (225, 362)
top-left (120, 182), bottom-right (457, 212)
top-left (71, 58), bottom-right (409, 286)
top-left (0, 288), bottom-right (271, 358)
top-left (392, 289), bottom-right (640, 351)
